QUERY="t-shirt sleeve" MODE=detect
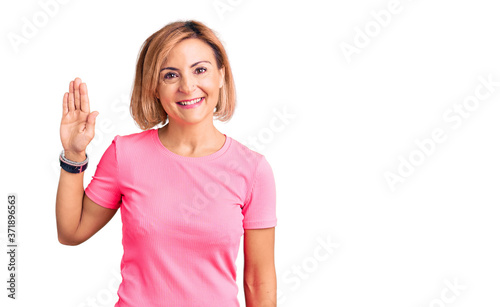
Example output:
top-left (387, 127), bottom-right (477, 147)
top-left (84, 136), bottom-right (122, 209)
top-left (242, 155), bottom-right (277, 229)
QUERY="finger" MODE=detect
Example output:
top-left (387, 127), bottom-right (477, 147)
top-left (68, 81), bottom-right (75, 111)
top-left (63, 92), bottom-right (69, 116)
top-left (80, 83), bottom-right (90, 113)
top-left (74, 77), bottom-right (81, 111)
top-left (85, 111), bottom-right (99, 138)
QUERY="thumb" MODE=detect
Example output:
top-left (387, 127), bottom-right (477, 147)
top-left (86, 111), bottom-right (99, 135)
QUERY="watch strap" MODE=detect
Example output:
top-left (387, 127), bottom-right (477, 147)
top-left (59, 151), bottom-right (89, 174)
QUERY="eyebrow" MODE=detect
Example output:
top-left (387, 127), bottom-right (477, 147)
top-left (160, 61), bottom-right (211, 72)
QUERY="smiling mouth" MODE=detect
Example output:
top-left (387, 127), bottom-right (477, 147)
top-left (177, 97), bottom-right (204, 105)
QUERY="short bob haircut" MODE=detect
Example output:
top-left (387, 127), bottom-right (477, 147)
top-left (130, 20), bottom-right (236, 130)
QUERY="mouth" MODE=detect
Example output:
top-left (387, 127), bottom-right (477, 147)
top-left (176, 97), bottom-right (204, 106)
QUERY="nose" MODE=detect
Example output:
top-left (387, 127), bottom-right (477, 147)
top-left (179, 74), bottom-right (196, 94)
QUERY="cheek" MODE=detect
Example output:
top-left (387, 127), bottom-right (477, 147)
top-left (199, 75), bottom-right (221, 92)
top-left (158, 88), bottom-right (176, 99)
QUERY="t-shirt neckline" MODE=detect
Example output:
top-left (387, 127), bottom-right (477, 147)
top-left (151, 128), bottom-right (231, 161)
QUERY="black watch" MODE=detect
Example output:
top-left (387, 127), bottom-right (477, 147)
top-left (59, 151), bottom-right (89, 174)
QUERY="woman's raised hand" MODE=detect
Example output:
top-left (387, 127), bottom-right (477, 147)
top-left (60, 77), bottom-right (99, 161)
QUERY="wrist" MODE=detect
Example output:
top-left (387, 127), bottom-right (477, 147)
top-left (64, 150), bottom-right (87, 162)
top-left (60, 150), bottom-right (89, 174)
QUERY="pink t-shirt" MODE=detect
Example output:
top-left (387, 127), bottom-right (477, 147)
top-left (84, 128), bottom-right (277, 307)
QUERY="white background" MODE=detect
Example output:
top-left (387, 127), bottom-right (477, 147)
top-left (1, 0), bottom-right (500, 306)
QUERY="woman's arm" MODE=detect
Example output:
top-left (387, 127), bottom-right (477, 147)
top-left (243, 227), bottom-right (277, 307)
top-left (56, 78), bottom-right (117, 245)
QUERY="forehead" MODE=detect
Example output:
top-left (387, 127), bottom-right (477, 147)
top-left (162, 38), bottom-right (215, 66)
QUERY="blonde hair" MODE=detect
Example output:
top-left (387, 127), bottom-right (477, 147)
top-left (130, 20), bottom-right (236, 130)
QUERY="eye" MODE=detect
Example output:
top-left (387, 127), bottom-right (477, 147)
top-left (164, 72), bottom-right (177, 79)
top-left (195, 67), bottom-right (207, 74)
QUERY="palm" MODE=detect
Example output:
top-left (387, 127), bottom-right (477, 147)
top-left (60, 78), bottom-right (99, 154)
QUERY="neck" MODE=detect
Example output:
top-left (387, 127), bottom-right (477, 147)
top-left (159, 121), bottom-right (223, 152)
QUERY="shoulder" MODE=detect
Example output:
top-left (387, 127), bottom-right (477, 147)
top-left (226, 136), bottom-right (267, 170)
top-left (108, 129), bottom-right (154, 160)
top-left (113, 129), bottom-right (154, 145)
top-left (107, 129), bottom-right (155, 167)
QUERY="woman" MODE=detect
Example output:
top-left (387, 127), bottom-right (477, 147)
top-left (56, 20), bottom-right (277, 306)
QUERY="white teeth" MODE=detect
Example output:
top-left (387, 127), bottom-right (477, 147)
top-left (179, 98), bottom-right (202, 105)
